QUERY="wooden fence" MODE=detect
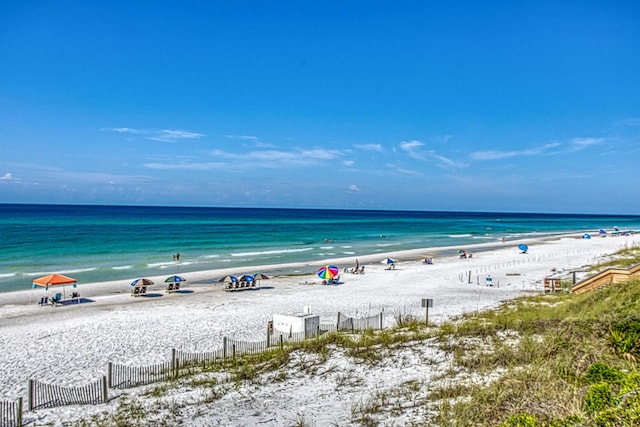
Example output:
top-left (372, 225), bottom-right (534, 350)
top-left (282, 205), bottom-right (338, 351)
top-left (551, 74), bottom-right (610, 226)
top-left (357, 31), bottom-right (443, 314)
top-left (107, 361), bottom-right (174, 389)
top-left (22, 311), bottom-right (385, 412)
top-left (337, 312), bottom-right (383, 331)
top-left (0, 398), bottom-right (22, 427)
top-left (28, 377), bottom-right (107, 410)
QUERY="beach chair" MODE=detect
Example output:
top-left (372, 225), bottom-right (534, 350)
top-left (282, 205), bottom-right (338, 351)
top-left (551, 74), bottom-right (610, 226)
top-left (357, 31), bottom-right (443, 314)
top-left (174, 282), bottom-right (180, 291)
top-left (39, 296), bottom-right (48, 306)
top-left (71, 291), bottom-right (80, 303)
top-left (166, 283), bottom-right (175, 293)
top-left (358, 266), bottom-right (365, 274)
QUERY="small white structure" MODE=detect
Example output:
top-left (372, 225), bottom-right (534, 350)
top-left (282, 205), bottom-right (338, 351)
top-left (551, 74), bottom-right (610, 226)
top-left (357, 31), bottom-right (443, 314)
top-left (272, 306), bottom-right (320, 338)
top-left (485, 275), bottom-right (493, 287)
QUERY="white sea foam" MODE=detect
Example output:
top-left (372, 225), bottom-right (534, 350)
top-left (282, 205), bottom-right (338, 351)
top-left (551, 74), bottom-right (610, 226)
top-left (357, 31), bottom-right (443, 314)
top-left (112, 265), bottom-right (133, 270)
top-left (448, 234), bottom-right (472, 238)
top-left (231, 248), bottom-right (313, 257)
top-left (147, 262), bottom-right (177, 268)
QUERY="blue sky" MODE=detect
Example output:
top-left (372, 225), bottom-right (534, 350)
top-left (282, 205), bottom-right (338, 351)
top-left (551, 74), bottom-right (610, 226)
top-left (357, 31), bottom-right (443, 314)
top-left (1, 1), bottom-right (639, 213)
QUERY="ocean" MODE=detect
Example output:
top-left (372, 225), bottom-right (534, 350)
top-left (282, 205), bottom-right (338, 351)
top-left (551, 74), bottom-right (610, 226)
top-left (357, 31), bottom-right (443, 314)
top-left (1, 204), bottom-right (639, 294)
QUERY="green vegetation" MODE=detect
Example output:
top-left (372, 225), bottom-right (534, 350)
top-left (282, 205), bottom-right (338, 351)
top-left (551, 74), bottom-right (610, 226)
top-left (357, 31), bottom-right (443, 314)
top-left (590, 246), bottom-right (640, 271)
top-left (431, 278), bottom-right (640, 426)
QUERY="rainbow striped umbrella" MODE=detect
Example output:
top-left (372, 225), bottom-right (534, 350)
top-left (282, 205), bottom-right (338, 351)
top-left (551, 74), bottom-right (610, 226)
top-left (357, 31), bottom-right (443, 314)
top-left (317, 265), bottom-right (339, 279)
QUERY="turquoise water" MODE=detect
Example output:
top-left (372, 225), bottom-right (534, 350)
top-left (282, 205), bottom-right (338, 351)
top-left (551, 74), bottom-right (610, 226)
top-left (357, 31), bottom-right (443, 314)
top-left (1, 204), bottom-right (639, 293)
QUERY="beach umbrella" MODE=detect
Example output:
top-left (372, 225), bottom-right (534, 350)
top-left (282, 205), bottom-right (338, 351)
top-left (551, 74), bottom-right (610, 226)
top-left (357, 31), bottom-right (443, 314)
top-left (518, 244), bottom-right (528, 253)
top-left (317, 265), bottom-right (339, 279)
top-left (252, 273), bottom-right (270, 280)
top-left (381, 258), bottom-right (397, 264)
top-left (130, 278), bottom-right (154, 287)
top-left (457, 249), bottom-right (466, 255)
top-left (599, 229), bottom-right (607, 235)
top-left (32, 274), bottom-right (77, 298)
top-left (583, 233), bottom-right (591, 239)
top-left (218, 275), bottom-right (238, 283)
top-left (238, 274), bottom-right (255, 282)
top-left (164, 275), bottom-right (186, 284)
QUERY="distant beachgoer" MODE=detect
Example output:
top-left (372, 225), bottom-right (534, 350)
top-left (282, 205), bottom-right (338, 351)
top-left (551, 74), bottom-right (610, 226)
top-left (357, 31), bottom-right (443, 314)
top-left (176, 252), bottom-right (180, 261)
top-left (502, 237), bottom-right (506, 243)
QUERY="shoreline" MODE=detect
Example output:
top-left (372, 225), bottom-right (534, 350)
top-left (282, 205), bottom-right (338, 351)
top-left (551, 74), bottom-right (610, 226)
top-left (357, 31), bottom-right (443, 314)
top-left (0, 232), bottom-right (576, 307)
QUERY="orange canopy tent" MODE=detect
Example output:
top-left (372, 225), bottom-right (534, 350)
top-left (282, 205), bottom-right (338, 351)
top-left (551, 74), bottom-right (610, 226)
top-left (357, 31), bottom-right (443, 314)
top-left (32, 274), bottom-right (77, 296)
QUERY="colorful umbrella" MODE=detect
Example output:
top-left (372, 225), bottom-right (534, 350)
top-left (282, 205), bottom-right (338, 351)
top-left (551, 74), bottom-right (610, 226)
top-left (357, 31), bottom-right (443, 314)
top-left (518, 244), bottom-right (528, 253)
top-left (381, 258), bottom-right (397, 264)
top-left (317, 265), bottom-right (339, 279)
top-left (218, 275), bottom-right (238, 283)
top-left (165, 275), bottom-right (186, 283)
top-left (130, 278), bottom-right (154, 287)
top-left (252, 273), bottom-right (270, 280)
top-left (238, 274), bottom-right (255, 282)
top-left (457, 249), bottom-right (466, 255)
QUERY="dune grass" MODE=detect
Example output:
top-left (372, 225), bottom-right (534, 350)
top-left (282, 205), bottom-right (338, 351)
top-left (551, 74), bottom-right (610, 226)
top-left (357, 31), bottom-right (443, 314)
top-left (430, 278), bottom-right (640, 426)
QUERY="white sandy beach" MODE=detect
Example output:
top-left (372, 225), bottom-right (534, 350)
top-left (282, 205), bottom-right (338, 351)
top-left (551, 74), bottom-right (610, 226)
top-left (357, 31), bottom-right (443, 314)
top-left (1, 233), bottom-right (638, 426)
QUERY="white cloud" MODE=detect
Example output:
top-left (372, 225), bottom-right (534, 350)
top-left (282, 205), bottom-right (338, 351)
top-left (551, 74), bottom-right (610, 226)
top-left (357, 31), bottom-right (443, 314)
top-left (399, 140), bottom-right (466, 169)
top-left (570, 137), bottom-right (603, 148)
top-left (146, 147), bottom-right (349, 171)
top-left (102, 127), bottom-right (205, 142)
top-left (147, 130), bottom-right (205, 142)
top-left (348, 184), bottom-right (361, 192)
top-left (354, 143), bottom-right (383, 152)
top-left (225, 134), bottom-right (259, 141)
top-left (470, 143), bottom-right (561, 161)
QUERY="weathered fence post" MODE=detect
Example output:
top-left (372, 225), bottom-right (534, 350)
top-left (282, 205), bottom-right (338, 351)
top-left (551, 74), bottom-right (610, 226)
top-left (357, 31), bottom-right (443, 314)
top-left (379, 312), bottom-right (383, 330)
top-left (337, 312), bottom-right (341, 330)
top-left (223, 337), bottom-right (228, 359)
top-left (171, 348), bottom-right (177, 378)
top-left (266, 326), bottom-right (271, 347)
top-left (28, 379), bottom-right (34, 411)
top-left (107, 362), bottom-right (113, 388)
top-left (17, 396), bottom-right (23, 427)
top-left (102, 376), bottom-right (108, 404)
top-left (232, 344), bottom-right (236, 362)
top-left (279, 335), bottom-right (283, 351)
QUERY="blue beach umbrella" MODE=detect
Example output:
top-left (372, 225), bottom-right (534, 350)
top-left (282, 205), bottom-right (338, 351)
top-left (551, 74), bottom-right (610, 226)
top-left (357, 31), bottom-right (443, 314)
top-left (518, 244), bottom-right (528, 253)
top-left (165, 275), bottom-right (186, 283)
top-left (599, 229), bottom-right (607, 235)
top-left (381, 257), bottom-right (397, 264)
top-left (219, 275), bottom-right (238, 283)
top-left (583, 233), bottom-right (591, 239)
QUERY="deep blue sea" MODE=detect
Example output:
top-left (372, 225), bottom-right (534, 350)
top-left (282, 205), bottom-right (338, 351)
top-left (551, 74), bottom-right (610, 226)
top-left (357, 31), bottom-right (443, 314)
top-left (1, 204), bottom-right (639, 294)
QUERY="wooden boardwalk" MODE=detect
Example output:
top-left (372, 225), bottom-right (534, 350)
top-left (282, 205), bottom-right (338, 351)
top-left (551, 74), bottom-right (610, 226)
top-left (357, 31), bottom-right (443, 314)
top-left (571, 264), bottom-right (640, 294)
